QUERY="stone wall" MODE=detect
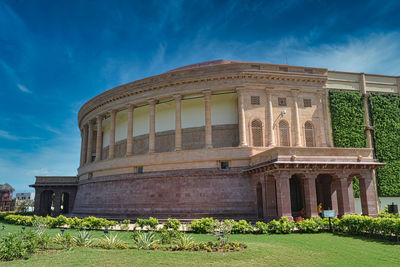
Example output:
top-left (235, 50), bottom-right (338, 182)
top-left (72, 168), bottom-right (257, 220)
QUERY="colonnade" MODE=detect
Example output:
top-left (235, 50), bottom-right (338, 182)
top-left (80, 90), bottom-right (216, 166)
top-left (79, 87), bottom-right (328, 166)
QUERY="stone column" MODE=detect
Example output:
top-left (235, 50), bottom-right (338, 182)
top-left (266, 89), bottom-right (276, 146)
top-left (347, 177), bottom-right (356, 214)
top-left (275, 175), bottom-right (293, 220)
top-left (291, 90), bottom-right (302, 147)
top-left (318, 92), bottom-right (327, 147)
top-left (203, 90), bottom-right (213, 149)
top-left (336, 177), bottom-right (351, 217)
top-left (237, 88), bottom-right (248, 147)
top-left (80, 126), bottom-right (87, 166)
top-left (148, 99), bottom-right (156, 153)
top-left (95, 115), bottom-right (103, 162)
top-left (303, 175), bottom-right (319, 218)
top-left (86, 121), bottom-right (94, 163)
top-left (53, 191), bottom-right (62, 216)
top-left (108, 109), bottom-right (117, 159)
top-left (359, 172), bottom-right (378, 217)
top-left (360, 73), bottom-right (379, 212)
top-left (174, 95), bottom-right (182, 151)
top-left (33, 189), bottom-right (42, 216)
top-left (126, 104), bottom-right (134, 156)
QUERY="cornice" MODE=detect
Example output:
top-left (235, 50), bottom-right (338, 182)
top-left (78, 63), bottom-right (328, 126)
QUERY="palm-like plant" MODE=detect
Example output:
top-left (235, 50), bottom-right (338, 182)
top-left (98, 233), bottom-right (127, 249)
top-left (133, 232), bottom-right (158, 249)
top-left (73, 231), bottom-right (93, 247)
top-left (174, 233), bottom-right (194, 250)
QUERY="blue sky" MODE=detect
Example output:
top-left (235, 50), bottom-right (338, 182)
top-left (1, 0), bottom-right (400, 192)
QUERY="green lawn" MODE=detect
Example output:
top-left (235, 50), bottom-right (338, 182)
top-left (0, 223), bottom-right (399, 266)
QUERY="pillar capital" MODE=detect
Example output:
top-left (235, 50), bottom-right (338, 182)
top-left (202, 89), bottom-right (212, 96)
top-left (173, 94), bottom-right (182, 101)
top-left (148, 99), bottom-right (157, 106)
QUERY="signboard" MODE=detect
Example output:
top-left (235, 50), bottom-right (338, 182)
top-left (322, 210), bottom-right (336, 218)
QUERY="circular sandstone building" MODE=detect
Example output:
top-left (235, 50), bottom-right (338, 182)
top-left (33, 60), bottom-right (382, 221)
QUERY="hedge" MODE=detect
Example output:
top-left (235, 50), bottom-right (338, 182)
top-left (1, 214), bottom-right (400, 240)
top-left (369, 94), bottom-right (400, 196)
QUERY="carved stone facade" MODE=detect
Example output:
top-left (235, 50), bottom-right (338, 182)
top-left (31, 60), bottom-right (392, 220)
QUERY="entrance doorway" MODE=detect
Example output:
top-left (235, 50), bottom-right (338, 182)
top-left (256, 183), bottom-right (264, 219)
top-left (290, 175), bottom-right (304, 217)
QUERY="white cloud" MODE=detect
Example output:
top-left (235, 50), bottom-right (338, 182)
top-left (17, 83), bottom-right (32, 93)
top-left (0, 129), bottom-right (40, 141)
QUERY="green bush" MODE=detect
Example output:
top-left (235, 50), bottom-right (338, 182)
top-left (231, 220), bottom-right (253, 234)
top-left (0, 232), bottom-right (37, 261)
top-left (4, 214), bottom-right (33, 226)
top-left (166, 218), bottom-right (181, 230)
top-left (267, 217), bottom-right (295, 234)
top-left (254, 221), bottom-right (269, 234)
top-left (338, 215), bottom-right (400, 238)
top-left (135, 217), bottom-right (159, 230)
top-left (190, 217), bottom-right (217, 233)
top-left (295, 218), bottom-right (319, 233)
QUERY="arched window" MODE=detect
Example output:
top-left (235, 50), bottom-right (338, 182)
top-left (279, 120), bottom-right (290, 146)
top-left (304, 121), bottom-right (315, 147)
top-left (251, 119), bottom-right (263, 147)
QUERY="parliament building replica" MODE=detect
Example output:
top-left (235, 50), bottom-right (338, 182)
top-left (32, 60), bottom-right (397, 221)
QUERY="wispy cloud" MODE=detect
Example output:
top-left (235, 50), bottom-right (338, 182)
top-left (17, 83), bottom-right (32, 93)
top-left (0, 129), bottom-right (40, 141)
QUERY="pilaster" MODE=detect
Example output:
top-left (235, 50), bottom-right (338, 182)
top-left (265, 89), bottom-right (276, 146)
top-left (95, 115), bottom-right (103, 162)
top-left (203, 90), bottom-right (213, 149)
top-left (148, 99), bottom-right (156, 153)
top-left (291, 90), bottom-right (302, 147)
top-left (174, 95), bottom-right (182, 151)
top-left (86, 121), bottom-right (94, 163)
top-left (108, 109), bottom-right (117, 159)
top-left (126, 104), bottom-right (134, 156)
top-left (237, 87), bottom-right (248, 147)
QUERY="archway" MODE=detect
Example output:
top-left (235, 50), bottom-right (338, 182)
top-left (39, 190), bottom-right (54, 216)
top-left (61, 192), bottom-right (70, 214)
top-left (290, 175), bottom-right (304, 217)
top-left (316, 174), bottom-right (334, 210)
top-left (256, 182), bottom-right (264, 219)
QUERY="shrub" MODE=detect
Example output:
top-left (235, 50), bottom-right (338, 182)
top-left (119, 219), bottom-right (131, 231)
top-left (166, 218), bottom-right (181, 230)
top-left (147, 217), bottom-right (159, 230)
top-left (231, 220), bottom-right (253, 234)
top-left (53, 233), bottom-right (73, 249)
top-left (159, 228), bottom-right (182, 245)
top-left (173, 233), bottom-right (194, 250)
top-left (191, 217), bottom-right (217, 233)
top-left (133, 231), bottom-right (158, 250)
top-left (73, 231), bottom-right (94, 247)
top-left (255, 221), bottom-right (269, 234)
top-left (267, 217), bottom-right (295, 234)
top-left (0, 231), bottom-right (42, 261)
top-left (4, 214), bottom-right (33, 226)
top-left (296, 218), bottom-right (319, 233)
top-left (97, 233), bottom-right (127, 249)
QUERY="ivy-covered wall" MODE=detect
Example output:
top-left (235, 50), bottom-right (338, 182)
top-left (328, 91), bottom-right (367, 148)
top-left (328, 91), bottom-right (400, 197)
top-left (328, 91), bottom-right (366, 198)
top-left (369, 94), bottom-right (400, 197)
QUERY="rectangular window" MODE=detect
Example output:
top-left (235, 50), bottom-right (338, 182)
top-left (136, 166), bottom-right (143, 174)
top-left (303, 99), bottom-right (312, 107)
top-left (278, 97), bottom-right (287, 106)
top-left (220, 161), bottom-right (230, 169)
top-left (251, 96), bottom-right (260, 105)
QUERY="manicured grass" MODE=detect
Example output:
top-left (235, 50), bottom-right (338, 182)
top-left (0, 223), bottom-right (399, 266)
